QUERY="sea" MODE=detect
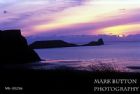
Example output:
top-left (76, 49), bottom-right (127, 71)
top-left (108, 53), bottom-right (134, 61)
top-left (34, 42), bottom-right (140, 72)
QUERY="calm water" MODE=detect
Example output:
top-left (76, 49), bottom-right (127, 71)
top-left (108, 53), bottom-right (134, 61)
top-left (35, 42), bottom-right (140, 71)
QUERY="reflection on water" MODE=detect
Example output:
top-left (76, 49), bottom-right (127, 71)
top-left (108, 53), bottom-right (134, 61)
top-left (26, 59), bottom-right (131, 72)
top-left (34, 42), bottom-right (140, 72)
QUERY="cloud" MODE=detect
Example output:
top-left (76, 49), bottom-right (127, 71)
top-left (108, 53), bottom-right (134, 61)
top-left (1, 0), bottom-right (140, 36)
top-left (31, 8), bottom-right (140, 36)
top-left (0, 0), bottom-right (86, 33)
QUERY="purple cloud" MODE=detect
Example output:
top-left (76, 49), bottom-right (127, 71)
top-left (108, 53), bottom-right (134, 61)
top-left (0, 0), bottom-right (86, 31)
top-left (32, 9), bottom-right (140, 36)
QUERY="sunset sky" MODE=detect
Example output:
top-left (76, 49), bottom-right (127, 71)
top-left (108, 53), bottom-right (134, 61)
top-left (1, 0), bottom-right (140, 36)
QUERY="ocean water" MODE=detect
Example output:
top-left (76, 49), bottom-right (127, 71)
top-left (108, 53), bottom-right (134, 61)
top-left (35, 42), bottom-right (140, 72)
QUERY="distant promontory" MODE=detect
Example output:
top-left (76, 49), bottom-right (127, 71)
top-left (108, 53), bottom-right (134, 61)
top-left (30, 40), bottom-right (78, 49)
top-left (83, 38), bottom-right (104, 46)
top-left (30, 38), bottom-right (104, 49)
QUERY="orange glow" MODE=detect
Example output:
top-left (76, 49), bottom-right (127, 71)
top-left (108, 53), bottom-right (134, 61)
top-left (33, 0), bottom-right (140, 32)
top-left (2, 0), bottom-right (140, 36)
top-left (97, 23), bottom-right (140, 36)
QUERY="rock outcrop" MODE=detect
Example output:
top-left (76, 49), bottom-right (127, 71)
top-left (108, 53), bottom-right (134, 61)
top-left (30, 38), bottom-right (104, 49)
top-left (83, 38), bottom-right (104, 46)
top-left (0, 30), bottom-right (41, 64)
top-left (30, 40), bottom-right (77, 49)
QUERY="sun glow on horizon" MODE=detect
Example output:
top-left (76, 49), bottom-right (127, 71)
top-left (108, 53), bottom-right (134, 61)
top-left (118, 34), bottom-right (125, 37)
top-left (96, 24), bottom-right (140, 36)
top-left (30, 0), bottom-right (140, 36)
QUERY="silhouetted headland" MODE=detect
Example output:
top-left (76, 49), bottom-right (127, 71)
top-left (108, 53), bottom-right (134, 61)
top-left (0, 29), bottom-right (41, 64)
top-left (30, 40), bottom-right (78, 49)
top-left (30, 38), bottom-right (104, 49)
top-left (83, 38), bottom-right (104, 46)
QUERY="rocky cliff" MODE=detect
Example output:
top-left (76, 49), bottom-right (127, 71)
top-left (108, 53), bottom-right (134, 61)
top-left (0, 30), bottom-right (41, 64)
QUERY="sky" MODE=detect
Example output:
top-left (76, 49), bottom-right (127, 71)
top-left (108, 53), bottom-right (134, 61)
top-left (1, 0), bottom-right (140, 37)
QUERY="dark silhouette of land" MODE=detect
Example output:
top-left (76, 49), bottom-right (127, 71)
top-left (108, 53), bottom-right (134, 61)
top-left (0, 29), bottom-right (41, 64)
top-left (83, 38), bottom-right (104, 46)
top-left (1, 69), bottom-right (140, 94)
top-left (30, 40), bottom-right (78, 49)
top-left (30, 38), bottom-right (104, 49)
top-left (0, 29), bottom-right (140, 94)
